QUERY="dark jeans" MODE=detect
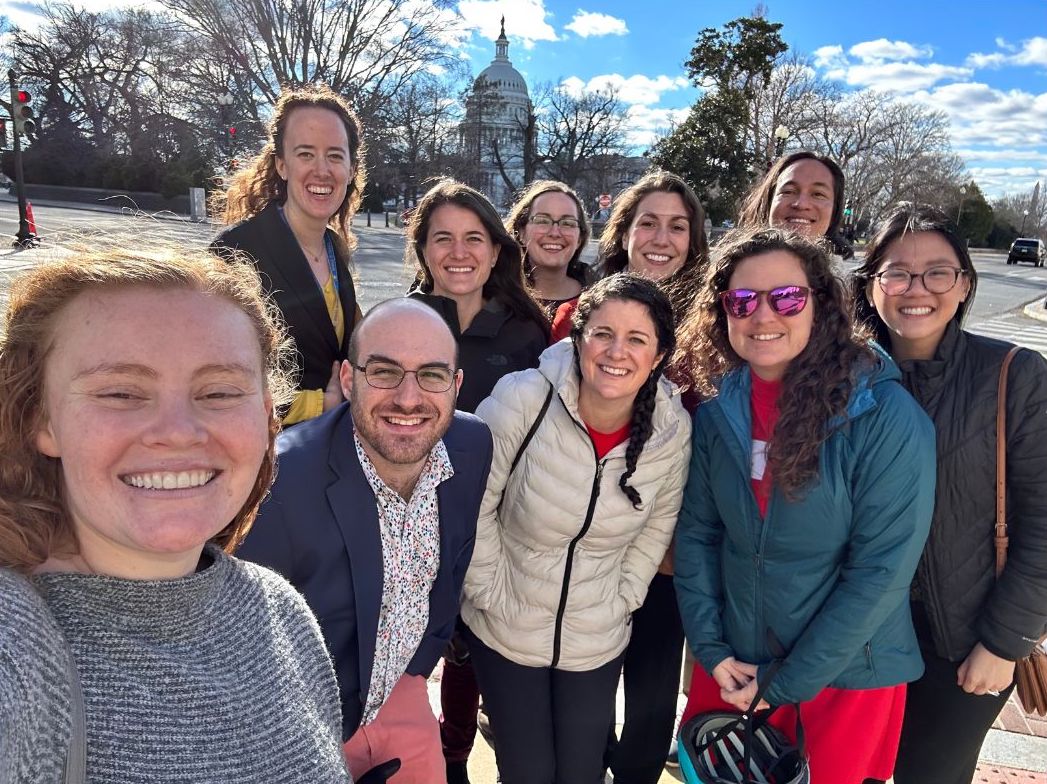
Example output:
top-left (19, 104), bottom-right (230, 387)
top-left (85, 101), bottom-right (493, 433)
top-left (606, 573), bottom-right (685, 784)
top-left (894, 604), bottom-right (1014, 784)
top-left (465, 624), bottom-right (624, 784)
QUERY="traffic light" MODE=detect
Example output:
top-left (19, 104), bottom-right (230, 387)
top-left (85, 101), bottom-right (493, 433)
top-left (11, 88), bottom-right (34, 136)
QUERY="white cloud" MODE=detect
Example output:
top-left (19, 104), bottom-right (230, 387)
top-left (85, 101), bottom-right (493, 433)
top-left (458, 0), bottom-right (557, 48)
top-left (558, 73), bottom-right (689, 106)
top-left (831, 61), bottom-right (972, 92)
top-left (849, 39), bottom-right (932, 62)
top-left (967, 36), bottom-right (1047, 69)
top-left (564, 10), bottom-right (627, 38)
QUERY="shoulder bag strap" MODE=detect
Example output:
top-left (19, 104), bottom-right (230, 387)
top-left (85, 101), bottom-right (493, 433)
top-left (994, 346), bottom-right (1022, 579)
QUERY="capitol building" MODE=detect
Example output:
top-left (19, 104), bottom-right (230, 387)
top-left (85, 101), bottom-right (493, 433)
top-left (460, 19), bottom-right (532, 209)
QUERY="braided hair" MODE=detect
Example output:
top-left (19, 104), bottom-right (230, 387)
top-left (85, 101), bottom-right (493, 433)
top-left (569, 273), bottom-right (676, 509)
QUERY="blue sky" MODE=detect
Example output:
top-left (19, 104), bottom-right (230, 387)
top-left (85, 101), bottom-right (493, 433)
top-left (3, 0), bottom-right (1044, 198)
top-left (455, 0), bottom-right (1047, 198)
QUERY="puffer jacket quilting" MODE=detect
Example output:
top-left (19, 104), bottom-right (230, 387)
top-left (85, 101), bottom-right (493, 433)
top-left (900, 321), bottom-right (1047, 661)
top-left (462, 339), bottom-right (692, 671)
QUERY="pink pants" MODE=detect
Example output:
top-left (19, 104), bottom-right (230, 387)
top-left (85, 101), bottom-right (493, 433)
top-left (343, 674), bottom-right (446, 784)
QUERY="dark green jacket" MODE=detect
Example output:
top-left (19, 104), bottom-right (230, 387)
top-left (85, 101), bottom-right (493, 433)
top-left (675, 350), bottom-right (936, 706)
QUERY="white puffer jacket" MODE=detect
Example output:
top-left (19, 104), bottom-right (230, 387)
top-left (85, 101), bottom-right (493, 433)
top-left (462, 340), bottom-right (691, 671)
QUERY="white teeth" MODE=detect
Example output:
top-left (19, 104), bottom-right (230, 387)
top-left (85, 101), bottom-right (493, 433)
top-left (900, 307), bottom-right (933, 315)
top-left (599, 365), bottom-right (629, 376)
top-left (751, 334), bottom-right (783, 341)
top-left (387, 417), bottom-right (423, 426)
top-left (645, 254), bottom-right (670, 263)
top-left (123, 470), bottom-right (215, 490)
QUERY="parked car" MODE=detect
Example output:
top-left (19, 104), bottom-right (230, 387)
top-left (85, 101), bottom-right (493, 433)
top-left (1007, 238), bottom-right (1046, 267)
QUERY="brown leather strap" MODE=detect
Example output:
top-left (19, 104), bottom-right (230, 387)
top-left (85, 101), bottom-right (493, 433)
top-left (995, 346), bottom-right (1022, 579)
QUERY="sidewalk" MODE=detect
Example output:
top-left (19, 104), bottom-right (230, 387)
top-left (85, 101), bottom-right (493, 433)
top-left (426, 664), bottom-right (1047, 783)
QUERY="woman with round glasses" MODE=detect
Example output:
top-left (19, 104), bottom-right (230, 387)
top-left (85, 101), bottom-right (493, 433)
top-left (461, 273), bottom-right (691, 784)
top-left (405, 178), bottom-right (548, 784)
top-left (506, 180), bottom-right (593, 315)
top-left (853, 203), bottom-right (1047, 784)
top-left (673, 227), bottom-right (935, 783)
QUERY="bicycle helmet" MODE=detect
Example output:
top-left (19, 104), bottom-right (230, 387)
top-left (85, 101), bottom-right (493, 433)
top-left (678, 709), bottom-right (809, 784)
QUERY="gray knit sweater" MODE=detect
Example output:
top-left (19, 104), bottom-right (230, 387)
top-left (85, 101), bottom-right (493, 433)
top-left (0, 545), bottom-right (352, 783)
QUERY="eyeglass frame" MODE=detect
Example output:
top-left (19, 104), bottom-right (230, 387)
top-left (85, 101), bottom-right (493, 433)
top-left (351, 359), bottom-right (460, 393)
top-left (871, 266), bottom-right (967, 296)
top-left (527, 213), bottom-right (581, 231)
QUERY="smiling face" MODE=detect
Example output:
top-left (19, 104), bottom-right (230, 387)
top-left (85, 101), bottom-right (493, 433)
top-left (275, 106), bottom-right (354, 231)
top-left (342, 305), bottom-right (461, 480)
top-left (726, 251), bottom-right (815, 381)
top-left (422, 203), bottom-right (499, 300)
top-left (577, 299), bottom-right (664, 406)
top-left (34, 286), bottom-right (272, 578)
top-left (769, 159), bottom-right (835, 238)
top-left (520, 191), bottom-right (583, 273)
top-left (868, 230), bottom-right (970, 360)
top-left (623, 191), bottom-right (692, 281)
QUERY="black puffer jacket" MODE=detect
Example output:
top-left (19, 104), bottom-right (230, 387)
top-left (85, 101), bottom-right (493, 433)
top-left (898, 321), bottom-right (1047, 662)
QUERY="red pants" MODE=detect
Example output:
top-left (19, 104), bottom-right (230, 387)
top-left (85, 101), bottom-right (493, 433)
top-left (343, 674), bottom-right (446, 784)
top-left (682, 662), bottom-right (906, 784)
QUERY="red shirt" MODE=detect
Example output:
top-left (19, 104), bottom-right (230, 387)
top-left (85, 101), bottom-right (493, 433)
top-left (586, 422), bottom-right (631, 459)
top-left (749, 370), bottom-right (781, 517)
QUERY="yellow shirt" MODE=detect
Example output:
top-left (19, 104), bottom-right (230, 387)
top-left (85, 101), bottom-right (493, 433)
top-left (283, 274), bottom-right (345, 425)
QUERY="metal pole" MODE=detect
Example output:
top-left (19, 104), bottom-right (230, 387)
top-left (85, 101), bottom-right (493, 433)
top-left (8, 68), bottom-right (33, 247)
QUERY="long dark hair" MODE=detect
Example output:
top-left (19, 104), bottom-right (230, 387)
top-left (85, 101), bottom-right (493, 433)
top-left (506, 179), bottom-right (592, 285)
top-left (214, 83), bottom-right (366, 249)
top-left (596, 170), bottom-right (709, 321)
top-left (853, 202), bottom-right (978, 347)
top-left (737, 151), bottom-right (847, 254)
top-left (676, 228), bottom-right (874, 498)
top-left (570, 273), bottom-right (676, 509)
top-left (407, 178), bottom-right (549, 335)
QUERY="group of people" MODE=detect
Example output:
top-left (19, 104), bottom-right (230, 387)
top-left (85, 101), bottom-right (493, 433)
top-left (1, 81), bottom-right (1045, 784)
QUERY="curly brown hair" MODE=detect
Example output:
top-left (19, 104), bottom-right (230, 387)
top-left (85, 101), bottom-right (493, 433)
top-left (675, 227), bottom-right (875, 498)
top-left (0, 244), bottom-right (296, 573)
top-left (212, 83), bottom-right (367, 250)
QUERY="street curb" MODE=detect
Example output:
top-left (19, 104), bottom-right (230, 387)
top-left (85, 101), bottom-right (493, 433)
top-left (1024, 298), bottom-right (1047, 323)
top-left (980, 728), bottom-right (1047, 772)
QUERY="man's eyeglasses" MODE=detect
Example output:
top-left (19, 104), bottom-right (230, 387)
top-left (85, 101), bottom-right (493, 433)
top-left (720, 286), bottom-right (811, 319)
top-left (872, 267), bottom-right (966, 296)
top-left (352, 361), bottom-right (457, 393)
top-left (528, 214), bottom-right (581, 231)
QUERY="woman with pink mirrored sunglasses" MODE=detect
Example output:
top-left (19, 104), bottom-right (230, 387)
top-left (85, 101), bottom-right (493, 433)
top-left (672, 227), bottom-right (936, 784)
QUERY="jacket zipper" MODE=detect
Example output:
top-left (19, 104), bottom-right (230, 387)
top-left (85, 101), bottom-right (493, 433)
top-left (551, 457), bottom-right (605, 668)
top-left (551, 404), bottom-right (609, 668)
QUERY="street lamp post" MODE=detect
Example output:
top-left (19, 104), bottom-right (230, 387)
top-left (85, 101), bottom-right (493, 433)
top-left (956, 185), bottom-right (967, 225)
top-left (1021, 209), bottom-right (1030, 236)
top-left (773, 125), bottom-right (790, 165)
top-left (217, 92), bottom-right (234, 157)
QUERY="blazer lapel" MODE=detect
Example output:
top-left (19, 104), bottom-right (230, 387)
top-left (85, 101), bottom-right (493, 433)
top-left (327, 424), bottom-right (383, 710)
top-left (257, 204), bottom-right (340, 355)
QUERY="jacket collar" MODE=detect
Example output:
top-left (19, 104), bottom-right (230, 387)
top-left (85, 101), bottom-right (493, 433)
top-left (536, 339), bottom-right (683, 452)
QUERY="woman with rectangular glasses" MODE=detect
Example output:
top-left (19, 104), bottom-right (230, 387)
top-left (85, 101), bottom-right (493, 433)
top-left (673, 227), bottom-right (936, 783)
top-left (853, 203), bottom-right (1047, 784)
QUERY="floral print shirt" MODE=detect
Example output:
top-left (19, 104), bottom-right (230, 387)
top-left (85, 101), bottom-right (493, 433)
top-left (355, 431), bottom-right (452, 724)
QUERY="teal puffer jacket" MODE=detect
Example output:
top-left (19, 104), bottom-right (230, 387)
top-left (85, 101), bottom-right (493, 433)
top-left (675, 350), bottom-right (936, 706)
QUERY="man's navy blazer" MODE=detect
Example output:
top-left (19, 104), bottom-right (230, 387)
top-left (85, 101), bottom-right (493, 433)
top-left (237, 403), bottom-right (493, 741)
